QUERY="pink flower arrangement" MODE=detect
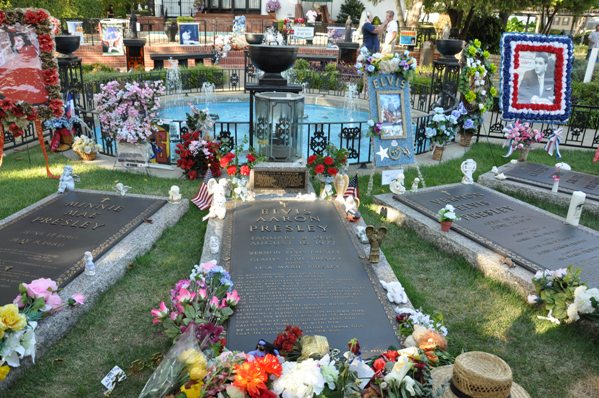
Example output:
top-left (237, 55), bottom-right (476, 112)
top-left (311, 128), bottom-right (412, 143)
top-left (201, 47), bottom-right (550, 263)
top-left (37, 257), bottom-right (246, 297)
top-left (151, 261), bottom-right (239, 346)
top-left (94, 80), bottom-right (165, 143)
top-left (503, 120), bottom-right (543, 150)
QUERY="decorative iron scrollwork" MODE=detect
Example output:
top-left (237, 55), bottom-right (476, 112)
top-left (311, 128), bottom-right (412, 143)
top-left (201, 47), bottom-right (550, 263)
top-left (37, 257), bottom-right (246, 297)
top-left (309, 129), bottom-right (328, 155)
top-left (218, 130), bottom-right (234, 153)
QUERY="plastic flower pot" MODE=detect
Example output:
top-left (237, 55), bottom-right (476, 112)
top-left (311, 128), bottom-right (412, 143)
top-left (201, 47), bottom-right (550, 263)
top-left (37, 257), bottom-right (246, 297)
top-left (440, 220), bottom-right (452, 232)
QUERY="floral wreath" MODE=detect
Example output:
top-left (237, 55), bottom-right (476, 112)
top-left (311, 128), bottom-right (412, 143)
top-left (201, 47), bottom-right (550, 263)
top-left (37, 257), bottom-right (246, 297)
top-left (499, 33), bottom-right (573, 123)
top-left (355, 47), bottom-right (417, 80)
top-left (0, 8), bottom-right (64, 136)
top-left (458, 39), bottom-right (497, 128)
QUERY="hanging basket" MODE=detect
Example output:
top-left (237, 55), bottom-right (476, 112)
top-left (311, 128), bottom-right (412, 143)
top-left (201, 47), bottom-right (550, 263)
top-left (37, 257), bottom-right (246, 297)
top-left (432, 145), bottom-right (444, 161)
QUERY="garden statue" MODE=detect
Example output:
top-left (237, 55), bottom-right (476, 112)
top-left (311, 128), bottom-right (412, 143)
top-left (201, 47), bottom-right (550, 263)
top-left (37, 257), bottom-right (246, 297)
top-left (344, 16), bottom-right (352, 42)
top-left (389, 171), bottom-right (406, 195)
top-left (202, 178), bottom-right (228, 221)
top-left (379, 280), bottom-right (408, 304)
top-left (57, 166), bottom-right (77, 193)
top-left (355, 226), bottom-right (369, 244)
top-left (114, 182), bottom-right (131, 196)
top-left (334, 173), bottom-right (349, 203)
top-left (168, 185), bottom-right (182, 203)
top-left (208, 236), bottom-right (220, 254)
top-left (129, 8), bottom-right (138, 39)
top-left (410, 177), bottom-right (420, 192)
top-left (366, 225), bottom-right (387, 263)
top-left (84, 251), bottom-right (96, 276)
top-left (460, 159), bottom-right (476, 184)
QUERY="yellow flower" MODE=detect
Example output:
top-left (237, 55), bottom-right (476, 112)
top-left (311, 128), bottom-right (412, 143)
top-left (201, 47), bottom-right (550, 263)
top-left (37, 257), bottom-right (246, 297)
top-left (490, 86), bottom-right (498, 97)
top-left (178, 349), bottom-right (207, 368)
top-left (0, 365), bottom-right (9, 381)
top-left (473, 39), bottom-right (481, 48)
top-left (483, 50), bottom-right (490, 58)
top-left (189, 365), bottom-right (207, 381)
top-left (0, 319), bottom-right (6, 339)
top-left (181, 381), bottom-right (203, 398)
top-left (0, 304), bottom-right (26, 332)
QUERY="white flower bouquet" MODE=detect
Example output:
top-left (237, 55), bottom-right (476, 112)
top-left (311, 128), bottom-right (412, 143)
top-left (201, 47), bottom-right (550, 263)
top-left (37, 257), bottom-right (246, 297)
top-left (72, 135), bottom-right (101, 160)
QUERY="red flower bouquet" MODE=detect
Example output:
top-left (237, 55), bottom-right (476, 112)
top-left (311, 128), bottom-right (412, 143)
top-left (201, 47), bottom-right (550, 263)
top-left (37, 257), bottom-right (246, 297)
top-left (306, 145), bottom-right (348, 179)
top-left (175, 131), bottom-right (221, 180)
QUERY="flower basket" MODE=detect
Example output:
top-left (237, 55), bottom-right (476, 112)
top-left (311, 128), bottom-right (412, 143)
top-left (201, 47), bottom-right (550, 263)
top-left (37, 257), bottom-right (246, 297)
top-left (432, 145), bottom-right (444, 161)
top-left (440, 220), bottom-right (452, 232)
top-left (459, 130), bottom-right (475, 147)
top-left (75, 150), bottom-right (97, 161)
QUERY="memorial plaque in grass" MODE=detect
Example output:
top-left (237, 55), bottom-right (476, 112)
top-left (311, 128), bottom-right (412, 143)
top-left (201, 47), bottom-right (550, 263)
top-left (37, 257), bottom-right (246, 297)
top-left (222, 201), bottom-right (398, 357)
top-left (504, 162), bottom-right (599, 200)
top-left (0, 191), bottom-right (166, 304)
top-left (393, 184), bottom-right (599, 288)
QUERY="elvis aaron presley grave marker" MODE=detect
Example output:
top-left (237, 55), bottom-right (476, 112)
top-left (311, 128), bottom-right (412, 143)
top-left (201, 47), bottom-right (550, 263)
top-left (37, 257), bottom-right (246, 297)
top-left (0, 191), bottom-right (166, 304)
top-left (223, 200), bottom-right (399, 356)
top-left (393, 184), bottom-right (599, 288)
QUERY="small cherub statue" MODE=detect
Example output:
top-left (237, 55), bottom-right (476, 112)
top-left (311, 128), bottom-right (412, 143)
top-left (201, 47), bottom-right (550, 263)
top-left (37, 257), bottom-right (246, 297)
top-left (58, 166), bottom-right (77, 193)
top-left (114, 182), bottom-right (131, 196)
top-left (410, 177), bottom-right (420, 192)
top-left (84, 251), bottom-right (96, 276)
top-left (366, 225), bottom-right (387, 263)
top-left (389, 172), bottom-right (406, 195)
top-left (168, 185), bottom-right (182, 203)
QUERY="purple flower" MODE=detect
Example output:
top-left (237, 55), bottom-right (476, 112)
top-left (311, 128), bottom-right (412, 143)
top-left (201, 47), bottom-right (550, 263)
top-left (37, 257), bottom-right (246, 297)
top-left (463, 118), bottom-right (475, 130)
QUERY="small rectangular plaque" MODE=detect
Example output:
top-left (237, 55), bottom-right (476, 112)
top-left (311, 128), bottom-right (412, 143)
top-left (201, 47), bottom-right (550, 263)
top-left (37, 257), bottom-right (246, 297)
top-left (252, 170), bottom-right (307, 191)
top-left (0, 191), bottom-right (166, 304)
top-left (224, 201), bottom-right (398, 356)
top-left (504, 162), bottom-right (599, 200)
top-left (393, 184), bottom-right (599, 288)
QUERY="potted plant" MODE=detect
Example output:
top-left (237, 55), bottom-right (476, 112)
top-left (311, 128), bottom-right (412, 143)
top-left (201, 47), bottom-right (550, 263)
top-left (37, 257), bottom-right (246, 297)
top-left (438, 204), bottom-right (459, 232)
top-left (425, 107), bottom-right (459, 161)
top-left (175, 108), bottom-right (220, 180)
top-left (72, 135), bottom-right (101, 161)
top-left (502, 120), bottom-right (543, 162)
top-left (93, 80), bottom-right (165, 164)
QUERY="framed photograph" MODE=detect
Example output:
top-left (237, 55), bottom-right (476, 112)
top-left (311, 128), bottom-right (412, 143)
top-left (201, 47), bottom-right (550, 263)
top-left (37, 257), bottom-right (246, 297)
top-left (399, 30), bottom-right (416, 46)
top-left (0, 9), bottom-right (62, 114)
top-left (376, 91), bottom-right (408, 139)
top-left (100, 19), bottom-right (125, 56)
top-left (179, 23), bottom-right (200, 46)
top-left (500, 33), bottom-right (573, 123)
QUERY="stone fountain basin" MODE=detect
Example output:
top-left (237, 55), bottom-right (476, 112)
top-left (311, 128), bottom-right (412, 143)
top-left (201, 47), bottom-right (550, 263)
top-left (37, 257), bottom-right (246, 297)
top-left (248, 45), bottom-right (298, 74)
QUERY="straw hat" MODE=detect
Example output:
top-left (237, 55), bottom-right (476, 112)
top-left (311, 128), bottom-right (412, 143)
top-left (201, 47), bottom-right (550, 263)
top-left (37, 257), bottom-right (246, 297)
top-left (431, 351), bottom-right (530, 398)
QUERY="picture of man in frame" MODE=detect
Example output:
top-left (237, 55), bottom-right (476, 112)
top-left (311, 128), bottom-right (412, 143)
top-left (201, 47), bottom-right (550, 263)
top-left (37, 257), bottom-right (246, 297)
top-left (517, 52), bottom-right (555, 105)
top-left (377, 92), bottom-right (405, 138)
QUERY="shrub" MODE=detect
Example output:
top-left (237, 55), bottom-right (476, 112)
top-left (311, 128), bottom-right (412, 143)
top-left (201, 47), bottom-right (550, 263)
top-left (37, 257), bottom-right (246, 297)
top-left (177, 16), bottom-right (195, 23)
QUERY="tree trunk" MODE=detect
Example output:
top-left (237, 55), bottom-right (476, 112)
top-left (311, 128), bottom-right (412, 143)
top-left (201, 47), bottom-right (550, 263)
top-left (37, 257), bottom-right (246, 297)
top-left (395, 0), bottom-right (406, 28)
top-left (447, 8), bottom-right (462, 32)
top-left (499, 11), bottom-right (510, 32)
top-left (405, 0), bottom-right (423, 28)
top-left (543, 8), bottom-right (559, 34)
top-left (459, 6), bottom-right (475, 39)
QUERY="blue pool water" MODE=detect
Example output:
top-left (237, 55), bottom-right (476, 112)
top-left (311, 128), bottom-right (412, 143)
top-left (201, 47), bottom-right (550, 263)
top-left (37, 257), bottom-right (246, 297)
top-left (158, 101), bottom-right (369, 123)
top-left (157, 101), bottom-right (372, 163)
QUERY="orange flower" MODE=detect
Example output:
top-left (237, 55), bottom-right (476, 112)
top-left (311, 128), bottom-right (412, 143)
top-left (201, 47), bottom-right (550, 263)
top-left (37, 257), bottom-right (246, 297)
top-left (256, 354), bottom-right (282, 377)
top-left (233, 361), bottom-right (267, 397)
top-left (416, 329), bottom-right (447, 351)
top-left (424, 350), bottom-right (439, 364)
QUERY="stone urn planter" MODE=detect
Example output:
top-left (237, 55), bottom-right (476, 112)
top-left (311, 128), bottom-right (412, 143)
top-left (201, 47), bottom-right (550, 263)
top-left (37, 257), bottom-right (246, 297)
top-left (248, 45), bottom-right (298, 86)
top-left (435, 39), bottom-right (464, 64)
top-left (55, 35), bottom-right (81, 56)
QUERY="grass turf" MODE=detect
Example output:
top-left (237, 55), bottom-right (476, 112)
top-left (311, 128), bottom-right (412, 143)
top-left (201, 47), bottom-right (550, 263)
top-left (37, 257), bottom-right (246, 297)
top-left (2, 143), bottom-right (599, 397)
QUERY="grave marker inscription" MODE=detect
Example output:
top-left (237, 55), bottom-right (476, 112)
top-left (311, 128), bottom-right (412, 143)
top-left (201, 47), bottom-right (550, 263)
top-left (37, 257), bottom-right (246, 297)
top-left (393, 184), bottom-right (599, 288)
top-left (0, 191), bottom-right (166, 304)
top-left (224, 201), bottom-right (398, 356)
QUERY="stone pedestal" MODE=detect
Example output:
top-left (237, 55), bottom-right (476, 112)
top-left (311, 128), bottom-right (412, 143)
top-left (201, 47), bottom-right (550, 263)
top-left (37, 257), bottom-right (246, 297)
top-left (250, 162), bottom-right (308, 193)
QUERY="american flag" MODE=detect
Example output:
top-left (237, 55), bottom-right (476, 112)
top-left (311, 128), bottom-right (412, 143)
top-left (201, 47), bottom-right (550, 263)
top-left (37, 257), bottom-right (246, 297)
top-left (344, 174), bottom-right (359, 199)
top-left (191, 169), bottom-right (213, 210)
top-left (64, 92), bottom-right (75, 119)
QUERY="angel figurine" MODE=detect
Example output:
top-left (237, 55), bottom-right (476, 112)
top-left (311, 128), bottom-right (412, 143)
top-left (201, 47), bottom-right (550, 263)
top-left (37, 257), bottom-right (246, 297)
top-left (366, 225), bottom-right (387, 263)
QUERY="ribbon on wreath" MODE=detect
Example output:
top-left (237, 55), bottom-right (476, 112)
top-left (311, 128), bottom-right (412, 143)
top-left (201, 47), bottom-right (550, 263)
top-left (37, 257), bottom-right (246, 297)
top-left (50, 127), bottom-right (72, 152)
top-left (544, 127), bottom-right (562, 159)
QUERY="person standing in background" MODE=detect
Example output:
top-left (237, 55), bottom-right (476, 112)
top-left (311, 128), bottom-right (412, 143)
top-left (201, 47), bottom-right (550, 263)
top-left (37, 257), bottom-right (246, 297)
top-left (381, 10), bottom-right (397, 54)
top-left (361, 11), bottom-right (388, 53)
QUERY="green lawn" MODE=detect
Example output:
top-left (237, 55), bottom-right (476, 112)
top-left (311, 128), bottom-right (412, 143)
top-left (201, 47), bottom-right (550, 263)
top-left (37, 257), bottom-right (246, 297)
top-left (2, 143), bottom-right (599, 397)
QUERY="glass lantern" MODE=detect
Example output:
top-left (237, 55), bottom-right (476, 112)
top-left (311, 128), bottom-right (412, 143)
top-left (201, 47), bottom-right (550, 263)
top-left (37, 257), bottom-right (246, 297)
top-left (254, 92), bottom-right (305, 162)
